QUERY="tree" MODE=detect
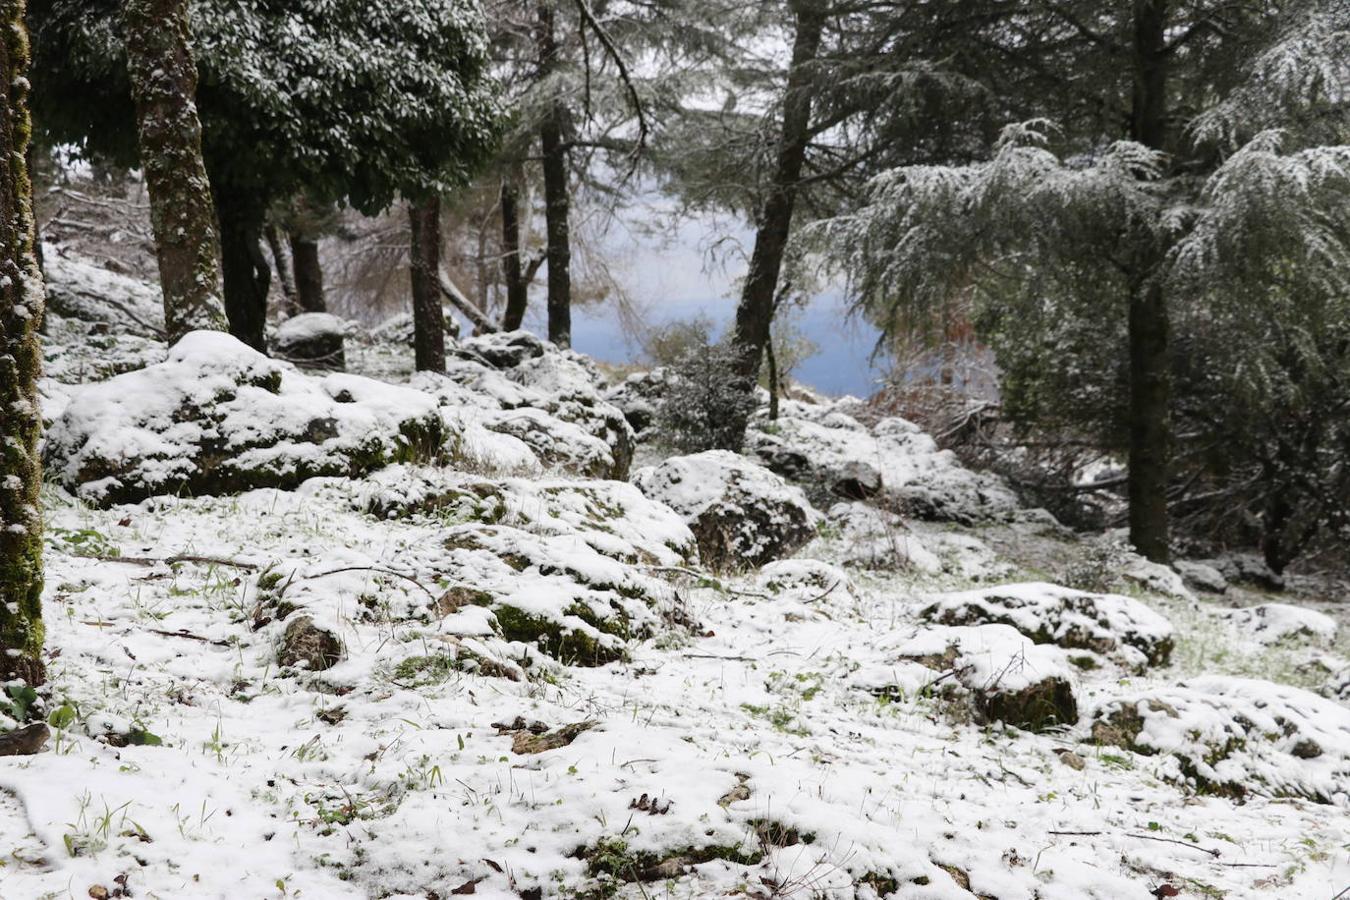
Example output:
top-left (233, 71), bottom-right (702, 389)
top-left (408, 197), bottom-right (446, 373)
top-left (0, 0), bottom-right (47, 690)
top-left (829, 1), bottom-right (1349, 563)
top-left (653, 0), bottom-right (987, 447)
top-left (121, 0), bottom-right (226, 343)
top-left (30, 0), bottom-right (501, 350)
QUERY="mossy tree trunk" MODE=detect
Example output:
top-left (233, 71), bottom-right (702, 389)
top-left (408, 196), bottom-right (445, 373)
top-left (121, 0), bottom-right (227, 344)
top-left (0, 0), bottom-right (47, 689)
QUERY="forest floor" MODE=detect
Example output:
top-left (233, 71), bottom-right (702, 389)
top-left (2, 249), bottom-right (1348, 900)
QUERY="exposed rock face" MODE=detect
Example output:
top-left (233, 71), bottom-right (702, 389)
top-left (890, 624), bottom-right (1079, 732)
top-left (278, 615), bottom-right (343, 671)
top-left (745, 403), bottom-right (1020, 522)
top-left (1089, 677), bottom-right (1350, 804)
top-left (44, 332), bottom-right (450, 506)
top-left (920, 582), bottom-right (1175, 670)
top-left (632, 451), bottom-right (819, 571)
top-left (604, 368), bottom-right (669, 434)
top-left (275, 312), bottom-right (349, 371)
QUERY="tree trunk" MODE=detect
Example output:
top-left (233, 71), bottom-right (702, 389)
top-left (766, 338), bottom-right (780, 421)
top-left (500, 178), bottom-right (529, 330)
top-left (264, 223), bottom-right (298, 315)
top-left (536, 1), bottom-right (571, 348)
top-left (289, 233), bottom-right (326, 313)
top-left (408, 196), bottom-right (445, 373)
top-left (213, 192), bottom-right (271, 351)
top-left (1124, 0), bottom-right (1172, 563)
top-left (122, 0), bottom-right (227, 344)
top-left (729, 1), bottom-right (825, 415)
top-left (0, 3), bottom-right (47, 689)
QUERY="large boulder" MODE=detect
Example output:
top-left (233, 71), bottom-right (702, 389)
top-left (604, 368), bottom-right (669, 435)
top-left (746, 405), bottom-right (1019, 523)
top-left (1089, 677), bottom-right (1350, 804)
top-left (632, 451), bottom-right (819, 570)
top-left (889, 624), bottom-right (1079, 732)
top-left (44, 331), bottom-right (450, 506)
top-left (920, 582), bottom-right (1175, 670)
top-left (274, 312), bottom-right (350, 371)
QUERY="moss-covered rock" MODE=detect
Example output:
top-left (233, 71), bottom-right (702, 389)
top-left (45, 332), bottom-right (452, 506)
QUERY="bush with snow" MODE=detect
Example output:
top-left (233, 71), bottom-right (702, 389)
top-left (44, 332), bottom-right (451, 506)
top-left (633, 450), bottom-right (819, 570)
top-left (654, 342), bottom-right (759, 453)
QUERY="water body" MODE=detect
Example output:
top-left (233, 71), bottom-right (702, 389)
top-left (522, 209), bottom-right (887, 398)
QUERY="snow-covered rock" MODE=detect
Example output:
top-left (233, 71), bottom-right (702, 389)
top-left (1174, 559), bottom-right (1229, 594)
top-left (1089, 677), bottom-right (1350, 804)
top-left (1203, 554), bottom-right (1286, 591)
top-left (365, 307), bottom-right (461, 345)
top-left (274, 312), bottom-right (351, 371)
top-left (1223, 603), bottom-right (1338, 647)
top-left (756, 559), bottom-right (855, 604)
top-left (44, 331), bottom-right (450, 506)
top-left (920, 582), bottom-right (1175, 670)
top-left (633, 451), bottom-right (819, 570)
top-left (746, 406), bottom-right (1019, 522)
top-left (604, 367), bottom-right (669, 434)
top-left (888, 624), bottom-right (1079, 732)
top-left (416, 331), bottom-right (636, 479)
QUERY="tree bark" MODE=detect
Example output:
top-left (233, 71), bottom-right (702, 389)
top-left (121, 0), bottom-right (227, 344)
top-left (408, 196), bottom-right (445, 373)
top-left (288, 233), bottom-right (326, 313)
top-left (0, 1), bottom-right (47, 689)
top-left (500, 177), bottom-right (529, 331)
top-left (213, 191), bottom-right (270, 351)
top-left (1124, 0), bottom-right (1172, 563)
top-left (264, 223), bottom-right (298, 315)
top-left (536, 1), bottom-right (571, 348)
top-left (729, 0), bottom-right (825, 423)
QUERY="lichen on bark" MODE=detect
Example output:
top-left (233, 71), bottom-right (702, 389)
top-left (122, 0), bottom-right (228, 343)
top-left (0, 0), bottom-right (48, 689)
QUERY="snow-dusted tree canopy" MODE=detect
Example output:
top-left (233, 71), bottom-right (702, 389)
top-left (30, 0), bottom-right (501, 208)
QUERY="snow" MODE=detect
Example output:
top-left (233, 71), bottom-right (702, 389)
top-left (275, 311), bottom-right (351, 345)
top-left (920, 582), bottom-right (1175, 670)
top-left (1223, 603), bottom-right (1338, 646)
top-left (6, 257), bottom-right (1350, 898)
top-left (746, 402), bottom-right (1021, 522)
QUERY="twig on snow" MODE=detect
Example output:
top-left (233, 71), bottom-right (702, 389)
top-left (90, 553), bottom-right (259, 570)
top-left (1126, 833), bottom-right (1221, 858)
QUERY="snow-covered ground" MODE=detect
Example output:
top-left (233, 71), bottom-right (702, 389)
top-left (3, 252), bottom-right (1349, 900)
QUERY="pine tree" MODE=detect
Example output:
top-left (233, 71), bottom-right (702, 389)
top-left (0, 0), bottom-right (47, 691)
top-left (121, 0), bottom-right (227, 343)
top-left (828, 0), bottom-right (1350, 564)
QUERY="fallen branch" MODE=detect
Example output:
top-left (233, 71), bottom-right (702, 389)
top-left (1126, 833), bottom-right (1220, 858)
top-left (90, 553), bottom-right (258, 570)
top-left (147, 627), bottom-right (232, 648)
top-left (305, 565), bottom-right (437, 602)
top-left (437, 266), bottom-right (499, 334)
